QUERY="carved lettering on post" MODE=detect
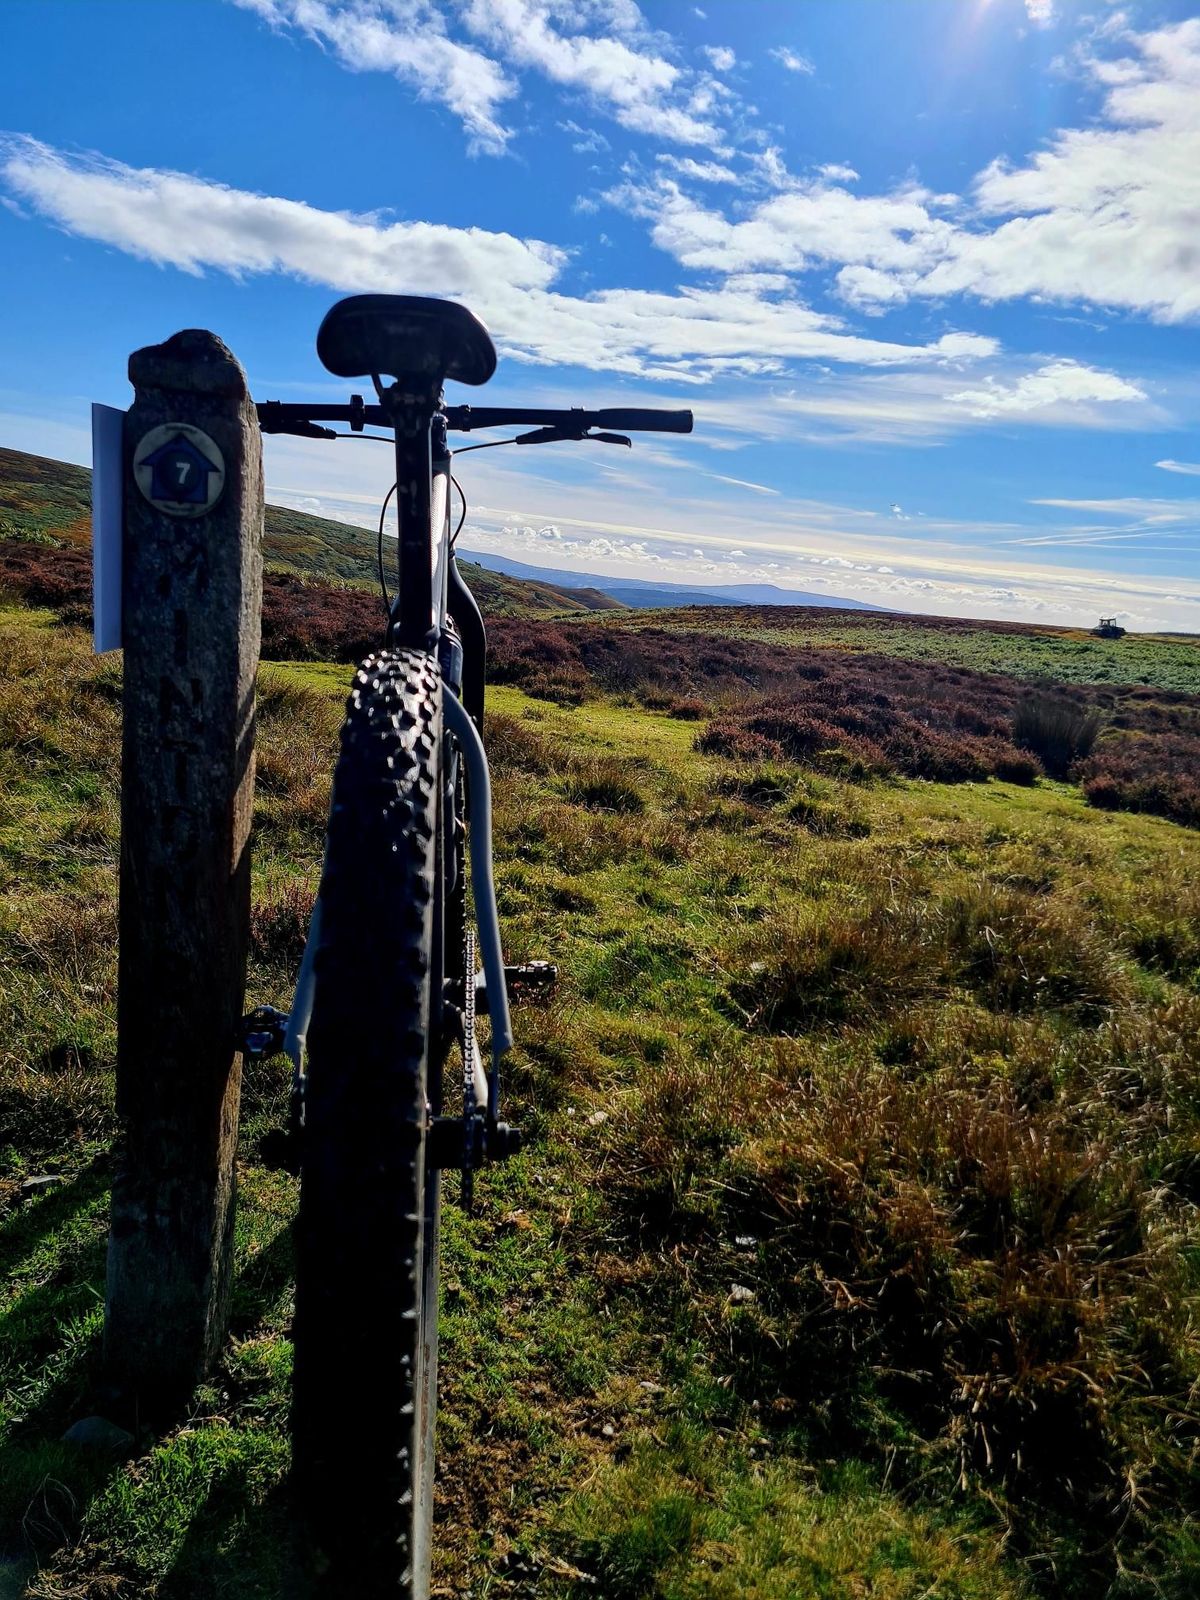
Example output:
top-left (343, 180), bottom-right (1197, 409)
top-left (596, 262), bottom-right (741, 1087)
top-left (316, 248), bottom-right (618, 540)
top-left (105, 330), bottom-right (263, 1406)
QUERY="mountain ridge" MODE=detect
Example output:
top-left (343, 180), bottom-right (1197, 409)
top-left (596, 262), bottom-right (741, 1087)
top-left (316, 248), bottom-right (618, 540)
top-left (459, 548), bottom-right (883, 611)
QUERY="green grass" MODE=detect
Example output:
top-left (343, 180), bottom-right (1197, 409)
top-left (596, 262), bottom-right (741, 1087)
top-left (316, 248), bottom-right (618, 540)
top-left (1, 605), bottom-right (1199, 1596)
top-left (587, 607), bottom-right (1200, 693)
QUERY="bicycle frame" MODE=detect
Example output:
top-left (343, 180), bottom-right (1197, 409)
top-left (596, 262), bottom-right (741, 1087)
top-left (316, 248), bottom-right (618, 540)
top-left (256, 336), bottom-right (692, 1132)
top-left (248, 295), bottom-right (693, 1595)
top-left (282, 384), bottom-right (512, 1095)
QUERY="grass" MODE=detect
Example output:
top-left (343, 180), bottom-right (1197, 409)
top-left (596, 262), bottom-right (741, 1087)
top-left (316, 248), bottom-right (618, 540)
top-left (1, 601), bottom-right (1199, 1596)
top-left (586, 606), bottom-right (1200, 695)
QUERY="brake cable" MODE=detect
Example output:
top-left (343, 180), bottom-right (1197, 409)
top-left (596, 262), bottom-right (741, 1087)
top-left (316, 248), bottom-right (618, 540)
top-left (377, 482), bottom-right (396, 613)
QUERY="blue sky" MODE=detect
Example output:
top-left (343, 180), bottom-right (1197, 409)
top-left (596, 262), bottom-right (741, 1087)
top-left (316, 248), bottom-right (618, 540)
top-left (2, 0), bottom-right (1198, 628)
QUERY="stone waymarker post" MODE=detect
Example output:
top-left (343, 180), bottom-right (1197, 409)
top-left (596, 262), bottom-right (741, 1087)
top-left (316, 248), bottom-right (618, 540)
top-left (105, 330), bottom-right (263, 1404)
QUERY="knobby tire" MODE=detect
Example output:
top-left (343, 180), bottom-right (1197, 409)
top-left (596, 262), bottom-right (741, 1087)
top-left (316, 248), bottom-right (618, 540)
top-left (293, 648), bottom-right (443, 1597)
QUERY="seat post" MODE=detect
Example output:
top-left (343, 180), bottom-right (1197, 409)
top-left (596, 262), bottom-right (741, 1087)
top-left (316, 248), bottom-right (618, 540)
top-left (383, 379), bottom-right (442, 650)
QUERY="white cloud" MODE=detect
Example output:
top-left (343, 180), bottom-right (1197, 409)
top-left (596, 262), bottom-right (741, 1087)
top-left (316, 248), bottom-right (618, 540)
top-left (238, 0), bottom-right (730, 152)
top-left (856, 18), bottom-right (1200, 322)
top-left (1025, 0), bottom-right (1055, 27)
top-left (559, 119), bottom-right (610, 153)
top-left (252, 432), bottom-right (1200, 629)
top-left (655, 154), bottom-right (739, 184)
top-left (701, 44), bottom-right (735, 71)
top-left (947, 359), bottom-right (1146, 419)
top-left (770, 46), bottom-right (814, 75)
top-left (733, 362), bottom-right (1158, 446)
top-left (818, 163), bottom-right (859, 183)
top-left (0, 135), bottom-right (564, 293)
top-left (458, 0), bottom-right (724, 147)
top-left (1029, 496), bottom-right (1197, 522)
top-left (706, 474), bottom-right (778, 495)
top-left (609, 174), bottom-right (960, 281)
top-left (232, 0), bottom-right (516, 155)
top-left (613, 19), bottom-right (1200, 328)
top-left (1157, 458), bottom-right (1200, 477)
top-left (0, 138), bottom-right (1007, 382)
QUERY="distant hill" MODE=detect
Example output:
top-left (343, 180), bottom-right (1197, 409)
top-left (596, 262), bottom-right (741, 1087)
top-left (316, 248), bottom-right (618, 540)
top-left (451, 560), bottom-right (624, 618)
top-left (460, 550), bottom-right (883, 611)
top-left (0, 446), bottom-right (623, 618)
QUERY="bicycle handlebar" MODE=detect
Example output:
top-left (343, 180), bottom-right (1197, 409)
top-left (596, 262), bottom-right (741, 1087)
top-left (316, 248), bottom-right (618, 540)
top-left (446, 406), bottom-right (693, 434)
top-left (256, 400), bottom-right (693, 437)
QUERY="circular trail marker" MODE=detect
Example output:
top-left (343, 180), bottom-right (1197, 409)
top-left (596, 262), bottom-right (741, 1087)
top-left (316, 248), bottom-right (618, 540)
top-left (133, 422), bottom-right (226, 518)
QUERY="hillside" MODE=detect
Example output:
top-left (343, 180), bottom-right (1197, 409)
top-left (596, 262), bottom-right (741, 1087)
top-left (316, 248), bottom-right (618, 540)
top-left (0, 446), bottom-right (622, 617)
top-left (1, 592), bottom-right (1198, 1598)
top-left (587, 601), bottom-right (1200, 694)
top-left (453, 559), bottom-right (625, 618)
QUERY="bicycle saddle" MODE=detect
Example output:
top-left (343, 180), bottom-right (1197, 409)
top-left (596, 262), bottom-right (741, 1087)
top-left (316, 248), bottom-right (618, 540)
top-left (316, 294), bottom-right (497, 386)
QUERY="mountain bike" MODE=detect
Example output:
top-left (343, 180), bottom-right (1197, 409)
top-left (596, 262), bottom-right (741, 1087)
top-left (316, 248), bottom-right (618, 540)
top-left (245, 295), bottom-right (692, 1597)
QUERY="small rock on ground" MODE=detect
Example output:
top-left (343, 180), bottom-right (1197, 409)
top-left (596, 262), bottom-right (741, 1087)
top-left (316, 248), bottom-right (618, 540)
top-left (20, 1174), bottom-right (67, 1198)
top-left (62, 1415), bottom-right (135, 1454)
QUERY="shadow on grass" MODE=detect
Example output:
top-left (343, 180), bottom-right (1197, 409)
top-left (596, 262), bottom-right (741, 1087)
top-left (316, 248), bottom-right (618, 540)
top-left (0, 1155), bottom-right (110, 1283)
top-left (230, 1218), bottom-right (296, 1336)
top-left (157, 1476), bottom-right (299, 1600)
top-left (2, 1207), bottom-right (300, 1590)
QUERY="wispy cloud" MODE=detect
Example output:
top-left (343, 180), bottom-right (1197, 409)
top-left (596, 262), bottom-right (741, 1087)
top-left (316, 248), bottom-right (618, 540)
top-left (252, 432), bottom-right (1200, 631)
top-left (233, 0), bottom-right (517, 155)
top-left (614, 19), bottom-right (1200, 326)
top-left (0, 136), bottom-right (1005, 384)
top-left (237, 0), bottom-right (731, 152)
top-left (460, 0), bottom-right (724, 147)
top-left (716, 365), bottom-right (1159, 446)
top-left (700, 44), bottom-right (735, 72)
top-left (770, 46), bottom-right (814, 75)
top-left (559, 119), bottom-right (610, 154)
top-left (1157, 458), bottom-right (1200, 477)
top-left (654, 153), bottom-right (738, 184)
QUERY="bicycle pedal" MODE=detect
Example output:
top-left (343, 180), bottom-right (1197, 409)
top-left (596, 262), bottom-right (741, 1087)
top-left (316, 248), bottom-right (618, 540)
top-left (507, 960), bottom-right (557, 989)
top-left (239, 1005), bottom-right (289, 1062)
top-left (427, 1116), bottom-right (523, 1169)
top-left (475, 962), bottom-right (557, 1014)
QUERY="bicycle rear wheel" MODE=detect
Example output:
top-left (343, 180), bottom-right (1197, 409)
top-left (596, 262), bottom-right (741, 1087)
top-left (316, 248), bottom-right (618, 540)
top-left (293, 648), bottom-right (443, 1596)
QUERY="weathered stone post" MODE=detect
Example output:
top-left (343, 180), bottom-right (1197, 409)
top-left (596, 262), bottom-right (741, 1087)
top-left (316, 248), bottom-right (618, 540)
top-left (104, 330), bottom-right (262, 1405)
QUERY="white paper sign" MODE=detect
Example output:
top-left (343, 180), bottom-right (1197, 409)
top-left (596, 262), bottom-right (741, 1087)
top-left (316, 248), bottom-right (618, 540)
top-left (91, 403), bottom-right (124, 653)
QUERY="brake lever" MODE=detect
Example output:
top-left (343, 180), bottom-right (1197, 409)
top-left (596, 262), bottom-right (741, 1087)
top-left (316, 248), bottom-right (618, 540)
top-left (514, 426), bottom-right (576, 445)
top-left (257, 404), bottom-right (337, 440)
top-left (514, 426), bottom-right (631, 447)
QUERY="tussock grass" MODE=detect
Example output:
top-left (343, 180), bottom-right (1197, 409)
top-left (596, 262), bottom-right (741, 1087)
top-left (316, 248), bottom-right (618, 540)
top-left (558, 1437), bottom-right (1025, 1600)
top-left (561, 754), bottom-right (647, 815)
top-left (728, 871), bottom-right (1128, 1029)
top-left (2, 621), bottom-right (1198, 1597)
top-left (1012, 694), bottom-right (1104, 779)
top-left (485, 709), bottom-right (558, 776)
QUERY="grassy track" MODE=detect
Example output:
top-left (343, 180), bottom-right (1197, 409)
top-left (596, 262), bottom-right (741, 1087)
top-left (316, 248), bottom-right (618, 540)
top-left (1, 604), bottom-right (1198, 1596)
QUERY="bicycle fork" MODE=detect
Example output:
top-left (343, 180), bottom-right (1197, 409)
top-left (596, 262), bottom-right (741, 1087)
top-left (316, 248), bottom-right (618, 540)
top-left (247, 683), bottom-right (553, 1187)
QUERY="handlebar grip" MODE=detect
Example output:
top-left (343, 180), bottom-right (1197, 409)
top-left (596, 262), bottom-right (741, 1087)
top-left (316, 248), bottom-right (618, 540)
top-left (594, 409), bottom-right (693, 433)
